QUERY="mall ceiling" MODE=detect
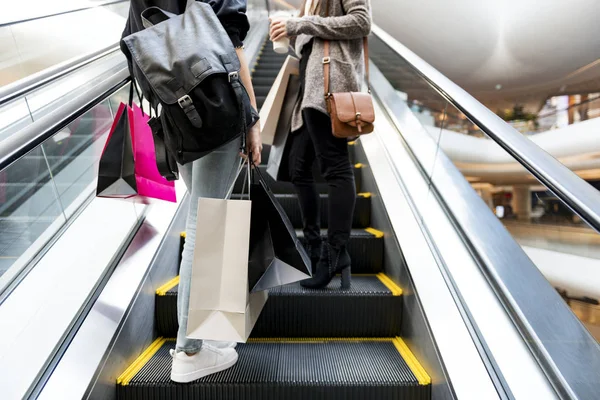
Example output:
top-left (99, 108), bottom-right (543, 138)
top-left (371, 0), bottom-right (600, 112)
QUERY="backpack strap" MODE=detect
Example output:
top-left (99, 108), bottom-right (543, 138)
top-left (221, 52), bottom-right (248, 154)
top-left (148, 116), bottom-right (179, 181)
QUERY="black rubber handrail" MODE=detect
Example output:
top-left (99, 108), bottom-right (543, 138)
top-left (0, 69), bottom-right (130, 172)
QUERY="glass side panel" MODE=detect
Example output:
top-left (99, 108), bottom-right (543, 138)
top-left (370, 34), bottom-right (450, 177)
top-left (435, 102), bottom-right (600, 343)
top-left (369, 33), bottom-right (600, 344)
top-left (42, 97), bottom-right (114, 217)
top-left (0, 146), bottom-right (66, 279)
top-left (0, 83), bottom-right (131, 290)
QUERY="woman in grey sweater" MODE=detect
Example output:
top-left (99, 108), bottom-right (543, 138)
top-left (270, 0), bottom-right (371, 290)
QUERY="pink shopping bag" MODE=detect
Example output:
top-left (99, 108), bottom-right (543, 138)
top-left (129, 104), bottom-right (176, 202)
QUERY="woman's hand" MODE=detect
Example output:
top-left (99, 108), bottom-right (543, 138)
top-left (269, 17), bottom-right (290, 42)
top-left (245, 125), bottom-right (262, 166)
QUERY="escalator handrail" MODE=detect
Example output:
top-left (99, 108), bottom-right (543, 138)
top-left (0, 0), bottom-right (129, 28)
top-left (0, 44), bottom-right (121, 106)
top-left (371, 25), bottom-right (600, 235)
top-left (0, 68), bottom-right (130, 171)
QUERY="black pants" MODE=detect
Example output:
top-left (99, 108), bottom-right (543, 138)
top-left (289, 108), bottom-right (356, 249)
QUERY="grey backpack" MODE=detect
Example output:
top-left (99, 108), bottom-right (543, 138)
top-left (122, 1), bottom-right (258, 180)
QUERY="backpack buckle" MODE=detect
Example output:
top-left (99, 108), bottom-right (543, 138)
top-left (177, 95), bottom-right (193, 109)
top-left (228, 71), bottom-right (239, 82)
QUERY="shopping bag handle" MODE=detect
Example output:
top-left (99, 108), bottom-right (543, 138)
top-left (128, 81), bottom-right (146, 115)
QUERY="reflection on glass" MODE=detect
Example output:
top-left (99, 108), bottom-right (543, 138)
top-left (42, 98), bottom-right (114, 216)
top-left (0, 98), bottom-right (33, 142)
top-left (0, 147), bottom-right (66, 279)
top-left (436, 102), bottom-right (600, 341)
top-left (369, 31), bottom-right (600, 340)
top-left (369, 34), bottom-right (455, 175)
top-left (0, 83), bottom-right (131, 286)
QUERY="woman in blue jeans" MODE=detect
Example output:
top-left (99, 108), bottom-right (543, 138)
top-left (123, 0), bottom-right (262, 383)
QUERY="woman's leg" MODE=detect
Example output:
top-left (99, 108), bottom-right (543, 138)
top-left (289, 124), bottom-right (322, 269)
top-left (300, 109), bottom-right (356, 289)
top-left (176, 139), bottom-right (242, 353)
top-left (304, 109), bottom-right (355, 248)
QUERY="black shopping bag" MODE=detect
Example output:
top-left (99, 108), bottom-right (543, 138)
top-left (96, 103), bottom-right (137, 198)
top-left (266, 74), bottom-right (300, 182)
top-left (248, 165), bottom-right (312, 292)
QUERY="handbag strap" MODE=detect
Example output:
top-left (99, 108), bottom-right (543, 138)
top-left (322, 0), bottom-right (370, 97)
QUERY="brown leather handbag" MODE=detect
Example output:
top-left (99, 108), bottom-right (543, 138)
top-left (323, 37), bottom-right (375, 139)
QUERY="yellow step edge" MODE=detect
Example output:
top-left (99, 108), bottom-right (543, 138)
top-left (393, 338), bottom-right (431, 385)
top-left (376, 273), bottom-right (403, 296)
top-left (357, 192), bottom-right (372, 198)
top-left (117, 337), bottom-right (167, 386)
top-left (365, 227), bottom-right (384, 238)
top-left (156, 276), bottom-right (180, 296)
top-left (249, 337), bottom-right (394, 343)
top-left (354, 163), bottom-right (365, 168)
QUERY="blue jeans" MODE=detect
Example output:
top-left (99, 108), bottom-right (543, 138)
top-left (176, 139), bottom-right (242, 353)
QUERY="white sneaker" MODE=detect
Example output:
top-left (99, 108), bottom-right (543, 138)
top-left (170, 344), bottom-right (238, 383)
top-left (204, 340), bottom-right (237, 349)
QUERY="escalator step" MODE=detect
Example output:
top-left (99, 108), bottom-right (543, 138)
top-left (253, 85), bottom-right (271, 97)
top-left (116, 338), bottom-right (430, 400)
top-left (253, 62), bottom-right (285, 69)
top-left (230, 193), bottom-right (371, 229)
top-left (283, 192), bottom-right (371, 229)
top-left (176, 228), bottom-right (383, 275)
top-left (256, 95), bottom-right (267, 109)
top-left (253, 70), bottom-right (281, 78)
top-left (156, 275), bottom-right (401, 338)
top-left (297, 229), bottom-right (384, 273)
top-left (251, 77), bottom-right (279, 87)
top-left (260, 142), bottom-right (358, 167)
top-left (233, 163), bottom-right (364, 194)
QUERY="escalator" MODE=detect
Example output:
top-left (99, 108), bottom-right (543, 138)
top-left (1, 9), bottom-right (600, 400)
top-left (115, 38), bottom-right (431, 399)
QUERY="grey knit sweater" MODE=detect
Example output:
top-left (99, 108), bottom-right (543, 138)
top-left (285, 0), bottom-right (372, 132)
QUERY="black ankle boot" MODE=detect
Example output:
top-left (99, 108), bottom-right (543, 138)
top-left (305, 240), bottom-right (322, 275)
top-left (301, 242), bottom-right (351, 289)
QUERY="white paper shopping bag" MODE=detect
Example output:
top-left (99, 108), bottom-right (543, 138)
top-left (259, 56), bottom-right (300, 145)
top-left (186, 197), bottom-right (268, 342)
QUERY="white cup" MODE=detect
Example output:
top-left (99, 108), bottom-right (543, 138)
top-left (273, 37), bottom-right (290, 54)
top-left (270, 14), bottom-right (291, 54)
